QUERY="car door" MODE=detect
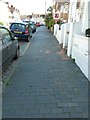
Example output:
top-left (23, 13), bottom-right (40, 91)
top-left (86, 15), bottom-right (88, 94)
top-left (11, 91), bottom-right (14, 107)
top-left (0, 30), bottom-right (2, 73)
top-left (3, 28), bottom-right (14, 61)
top-left (0, 28), bottom-right (9, 71)
top-left (2, 28), bottom-right (15, 64)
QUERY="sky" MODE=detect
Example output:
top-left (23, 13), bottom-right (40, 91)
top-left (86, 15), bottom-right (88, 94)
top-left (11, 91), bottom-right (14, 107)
top-left (6, 0), bottom-right (53, 15)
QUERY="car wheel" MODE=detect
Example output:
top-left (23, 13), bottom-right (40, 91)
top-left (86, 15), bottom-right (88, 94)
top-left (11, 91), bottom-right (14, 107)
top-left (26, 36), bottom-right (30, 42)
top-left (30, 35), bottom-right (32, 38)
top-left (32, 30), bottom-right (34, 33)
top-left (34, 29), bottom-right (36, 32)
top-left (14, 48), bottom-right (19, 59)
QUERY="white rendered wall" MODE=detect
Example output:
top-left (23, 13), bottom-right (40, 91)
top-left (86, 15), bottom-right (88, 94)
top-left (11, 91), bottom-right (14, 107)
top-left (54, 24), bottom-right (59, 36)
top-left (88, 1), bottom-right (90, 80)
top-left (89, 1), bottom-right (90, 28)
top-left (59, 24), bottom-right (65, 44)
top-left (82, 0), bottom-right (88, 33)
top-left (67, 22), bottom-right (82, 57)
top-left (55, 30), bottom-right (61, 44)
top-left (68, 0), bottom-right (78, 22)
top-left (72, 34), bottom-right (89, 80)
top-left (63, 23), bottom-right (70, 48)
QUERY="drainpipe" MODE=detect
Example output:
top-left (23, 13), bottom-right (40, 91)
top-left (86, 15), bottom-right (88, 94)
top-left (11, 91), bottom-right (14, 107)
top-left (88, 1), bottom-right (90, 81)
top-left (89, 1), bottom-right (90, 28)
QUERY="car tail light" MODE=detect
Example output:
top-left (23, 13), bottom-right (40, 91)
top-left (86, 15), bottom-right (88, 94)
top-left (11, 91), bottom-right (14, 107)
top-left (24, 30), bottom-right (29, 34)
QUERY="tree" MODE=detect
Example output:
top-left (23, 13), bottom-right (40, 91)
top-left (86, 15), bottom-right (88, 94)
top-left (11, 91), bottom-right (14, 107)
top-left (45, 6), bottom-right (54, 29)
top-left (47, 6), bottom-right (53, 13)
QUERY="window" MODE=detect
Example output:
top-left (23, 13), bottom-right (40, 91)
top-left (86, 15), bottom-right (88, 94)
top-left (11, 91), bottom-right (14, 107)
top-left (10, 23), bottom-right (25, 30)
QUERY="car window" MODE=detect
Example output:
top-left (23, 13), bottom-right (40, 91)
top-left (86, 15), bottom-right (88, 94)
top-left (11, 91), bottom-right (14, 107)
top-left (0, 28), bottom-right (11, 44)
top-left (11, 23), bottom-right (25, 30)
top-left (0, 30), bottom-right (2, 41)
top-left (26, 24), bottom-right (29, 29)
top-left (0, 29), bottom-right (2, 45)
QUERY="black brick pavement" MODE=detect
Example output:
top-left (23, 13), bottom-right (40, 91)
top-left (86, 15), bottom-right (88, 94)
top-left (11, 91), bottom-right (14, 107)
top-left (2, 26), bottom-right (88, 118)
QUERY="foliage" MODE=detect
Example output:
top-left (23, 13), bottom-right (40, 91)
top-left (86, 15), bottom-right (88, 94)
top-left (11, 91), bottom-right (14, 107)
top-left (45, 13), bottom-right (55, 29)
top-left (45, 6), bottom-right (54, 29)
top-left (45, 6), bottom-right (62, 30)
top-left (49, 19), bottom-right (55, 28)
top-left (47, 6), bottom-right (53, 13)
top-left (0, 22), bottom-right (3, 25)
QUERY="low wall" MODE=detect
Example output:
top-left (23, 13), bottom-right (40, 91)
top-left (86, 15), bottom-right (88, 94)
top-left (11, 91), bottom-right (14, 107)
top-left (67, 22), bottom-right (82, 57)
top-left (63, 23), bottom-right (70, 48)
top-left (55, 30), bottom-right (61, 44)
top-left (72, 34), bottom-right (89, 80)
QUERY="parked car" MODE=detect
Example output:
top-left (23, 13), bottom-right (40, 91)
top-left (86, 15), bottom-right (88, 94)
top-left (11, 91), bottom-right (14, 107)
top-left (10, 22), bottom-right (32, 42)
top-left (85, 28), bottom-right (90, 37)
top-left (30, 21), bottom-right (36, 33)
top-left (23, 20), bottom-right (36, 33)
top-left (0, 25), bottom-right (20, 72)
top-left (36, 22), bottom-right (40, 27)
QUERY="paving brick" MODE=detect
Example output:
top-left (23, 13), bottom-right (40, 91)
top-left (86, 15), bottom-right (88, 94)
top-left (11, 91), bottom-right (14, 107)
top-left (57, 113), bottom-right (70, 118)
top-left (32, 114), bottom-right (45, 118)
top-left (63, 106), bottom-right (76, 113)
top-left (57, 102), bottom-right (79, 108)
top-left (70, 112), bottom-right (88, 118)
top-left (40, 108), bottom-right (51, 114)
top-left (44, 113), bottom-right (60, 118)
top-left (52, 108), bottom-right (63, 113)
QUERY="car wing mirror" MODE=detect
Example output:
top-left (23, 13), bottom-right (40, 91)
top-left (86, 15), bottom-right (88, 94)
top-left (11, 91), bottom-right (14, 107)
top-left (14, 37), bottom-right (18, 40)
top-left (10, 32), bottom-right (18, 40)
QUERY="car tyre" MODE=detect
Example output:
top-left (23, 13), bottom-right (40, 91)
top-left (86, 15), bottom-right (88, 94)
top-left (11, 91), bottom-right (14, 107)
top-left (26, 36), bottom-right (30, 42)
top-left (34, 29), bottom-right (36, 32)
top-left (14, 48), bottom-right (19, 59)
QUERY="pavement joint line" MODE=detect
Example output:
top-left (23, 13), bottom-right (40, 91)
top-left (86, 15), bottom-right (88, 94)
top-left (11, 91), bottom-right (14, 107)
top-left (20, 42), bottom-right (30, 56)
top-left (2, 42), bottom-right (30, 91)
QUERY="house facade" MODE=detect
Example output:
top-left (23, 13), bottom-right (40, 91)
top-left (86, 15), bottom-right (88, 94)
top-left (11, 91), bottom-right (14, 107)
top-left (53, 0), bottom-right (69, 22)
top-left (0, 0), bottom-right (9, 27)
top-left (0, 0), bottom-right (21, 27)
top-left (53, 0), bottom-right (90, 80)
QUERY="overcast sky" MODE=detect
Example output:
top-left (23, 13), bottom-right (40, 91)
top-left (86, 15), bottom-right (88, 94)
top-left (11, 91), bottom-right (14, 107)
top-left (6, 0), bottom-right (53, 15)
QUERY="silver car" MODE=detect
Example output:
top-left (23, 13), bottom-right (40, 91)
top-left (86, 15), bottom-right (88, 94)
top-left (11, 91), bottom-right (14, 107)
top-left (0, 25), bottom-right (20, 72)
